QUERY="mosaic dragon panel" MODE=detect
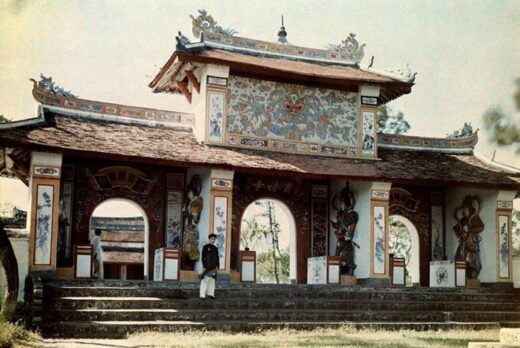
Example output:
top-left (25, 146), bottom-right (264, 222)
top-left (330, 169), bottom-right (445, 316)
top-left (226, 76), bottom-right (359, 153)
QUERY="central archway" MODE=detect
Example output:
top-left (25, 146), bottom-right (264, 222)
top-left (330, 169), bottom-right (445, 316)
top-left (89, 198), bottom-right (149, 279)
top-left (389, 214), bottom-right (420, 286)
top-left (239, 198), bottom-right (297, 284)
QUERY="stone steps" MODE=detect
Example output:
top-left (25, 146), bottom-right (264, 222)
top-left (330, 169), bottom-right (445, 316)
top-left (44, 320), bottom-right (507, 339)
top-left (45, 286), bottom-right (520, 303)
top-left (50, 297), bottom-right (520, 312)
top-left (46, 308), bottom-right (454, 322)
top-left (40, 281), bottom-right (520, 338)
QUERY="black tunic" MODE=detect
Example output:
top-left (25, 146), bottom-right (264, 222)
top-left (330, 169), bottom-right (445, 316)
top-left (202, 243), bottom-right (219, 277)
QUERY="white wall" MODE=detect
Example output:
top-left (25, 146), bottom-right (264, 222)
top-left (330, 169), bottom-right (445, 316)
top-left (186, 167), bottom-right (212, 273)
top-left (329, 180), bottom-right (372, 279)
top-left (192, 64), bottom-right (230, 144)
top-left (445, 188), bottom-right (498, 282)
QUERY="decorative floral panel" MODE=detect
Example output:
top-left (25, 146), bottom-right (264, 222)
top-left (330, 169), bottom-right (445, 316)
top-left (166, 190), bottom-right (183, 248)
top-left (207, 91), bottom-right (225, 143)
top-left (431, 205), bottom-right (444, 261)
top-left (213, 196), bottom-right (228, 269)
top-left (362, 111), bottom-right (375, 155)
top-left (373, 206), bottom-right (386, 274)
top-left (498, 215), bottom-right (510, 279)
top-left (35, 185), bottom-right (54, 265)
top-left (226, 76), bottom-right (361, 157)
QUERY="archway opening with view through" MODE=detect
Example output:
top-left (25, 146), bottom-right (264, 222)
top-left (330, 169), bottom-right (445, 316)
top-left (239, 199), bottom-right (296, 284)
top-left (389, 215), bottom-right (420, 286)
top-left (89, 198), bottom-right (148, 280)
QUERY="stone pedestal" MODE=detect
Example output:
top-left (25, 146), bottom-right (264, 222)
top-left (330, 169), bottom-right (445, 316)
top-left (180, 270), bottom-right (198, 282)
top-left (230, 271), bottom-right (240, 283)
top-left (340, 275), bottom-right (357, 286)
top-left (467, 279), bottom-right (481, 288)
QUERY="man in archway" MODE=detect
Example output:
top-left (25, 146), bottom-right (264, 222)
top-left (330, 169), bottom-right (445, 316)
top-left (91, 228), bottom-right (104, 280)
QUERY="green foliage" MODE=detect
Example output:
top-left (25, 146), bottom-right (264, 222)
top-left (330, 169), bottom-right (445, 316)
top-left (483, 78), bottom-right (520, 153)
top-left (377, 105), bottom-right (410, 134)
top-left (389, 217), bottom-right (412, 285)
top-left (256, 250), bottom-right (290, 284)
top-left (240, 200), bottom-right (289, 284)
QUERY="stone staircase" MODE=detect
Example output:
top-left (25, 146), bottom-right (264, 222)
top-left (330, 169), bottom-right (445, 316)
top-left (41, 280), bottom-right (520, 338)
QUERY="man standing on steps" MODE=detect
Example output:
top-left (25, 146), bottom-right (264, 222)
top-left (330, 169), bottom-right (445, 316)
top-left (200, 233), bottom-right (219, 299)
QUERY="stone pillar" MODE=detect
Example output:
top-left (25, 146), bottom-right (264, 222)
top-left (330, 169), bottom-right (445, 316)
top-left (27, 151), bottom-right (62, 275)
top-left (496, 191), bottom-right (516, 284)
top-left (368, 182), bottom-right (391, 285)
top-left (208, 169), bottom-right (234, 275)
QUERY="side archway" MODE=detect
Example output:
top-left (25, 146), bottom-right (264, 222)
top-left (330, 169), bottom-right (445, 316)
top-left (89, 198), bottom-right (149, 279)
top-left (389, 214), bottom-right (420, 285)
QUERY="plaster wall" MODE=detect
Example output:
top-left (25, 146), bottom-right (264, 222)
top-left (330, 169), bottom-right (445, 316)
top-left (445, 188), bottom-right (498, 282)
top-left (193, 64), bottom-right (230, 144)
top-left (186, 167), bottom-right (212, 274)
top-left (329, 180), bottom-right (373, 279)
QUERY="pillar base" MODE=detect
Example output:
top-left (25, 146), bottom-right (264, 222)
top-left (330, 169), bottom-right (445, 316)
top-left (357, 277), bottom-right (390, 287)
top-left (467, 279), bottom-right (481, 288)
top-left (180, 270), bottom-right (199, 282)
top-left (340, 275), bottom-right (357, 286)
top-left (229, 271), bottom-right (240, 283)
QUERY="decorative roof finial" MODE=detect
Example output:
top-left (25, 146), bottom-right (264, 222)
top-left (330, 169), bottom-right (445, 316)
top-left (278, 15), bottom-right (288, 44)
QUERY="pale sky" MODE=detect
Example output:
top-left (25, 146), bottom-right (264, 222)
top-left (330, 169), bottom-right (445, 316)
top-left (0, 1), bottom-right (519, 210)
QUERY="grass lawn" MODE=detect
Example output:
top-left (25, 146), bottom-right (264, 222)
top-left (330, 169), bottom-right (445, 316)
top-left (121, 326), bottom-right (500, 348)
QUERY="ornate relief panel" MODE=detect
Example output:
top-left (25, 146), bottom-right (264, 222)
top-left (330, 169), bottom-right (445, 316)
top-left (311, 185), bottom-right (329, 257)
top-left (73, 162), bottom-right (167, 276)
top-left (224, 75), bottom-right (364, 158)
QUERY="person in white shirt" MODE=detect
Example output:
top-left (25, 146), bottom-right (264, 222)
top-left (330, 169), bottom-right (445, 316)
top-left (91, 228), bottom-right (104, 279)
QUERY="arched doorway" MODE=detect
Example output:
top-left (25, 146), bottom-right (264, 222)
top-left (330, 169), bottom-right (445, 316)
top-left (239, 199), bottom-right (297, 284)
top-left (89, 198), bottom-right (149, 280)
top-left (389, 215), bottom-right (420, 286)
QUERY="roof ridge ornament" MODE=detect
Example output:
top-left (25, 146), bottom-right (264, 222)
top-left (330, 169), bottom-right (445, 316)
top-left (362, 58), bottom-right (417, 83)
top-left (30, 74), bottom-right (77, 98)
top-left (277, 15), bottom-right (288, 44)
top-left (190, 9), bottom-right (237, 39)
top-left (327, 33), bottom-right (366, 62)
top-left (447, 122), bottom-right (476, 138)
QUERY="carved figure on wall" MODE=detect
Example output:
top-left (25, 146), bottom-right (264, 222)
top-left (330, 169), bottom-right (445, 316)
top-left (331, 182), bottom-right (360, 276)
top-left (453, 195), bottom-right (484, 279)
top-left (182, 175), bottom-right (203, 269)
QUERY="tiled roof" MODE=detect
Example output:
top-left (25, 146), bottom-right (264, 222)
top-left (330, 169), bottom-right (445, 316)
top-left (1, 111), bottom-right (519, 190)
top-left (150, 49), bottom-right (413, 103)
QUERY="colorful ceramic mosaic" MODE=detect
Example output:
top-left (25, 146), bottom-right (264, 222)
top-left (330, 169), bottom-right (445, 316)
top-left (227, 76), bottom-right (359, 149)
